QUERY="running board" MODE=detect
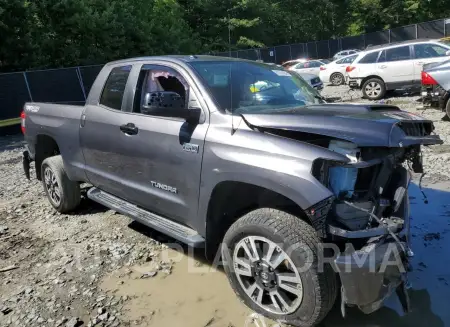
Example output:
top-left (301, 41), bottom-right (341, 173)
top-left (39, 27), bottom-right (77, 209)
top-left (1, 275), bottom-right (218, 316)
top-left (87, 188), bottom-right (205, 247)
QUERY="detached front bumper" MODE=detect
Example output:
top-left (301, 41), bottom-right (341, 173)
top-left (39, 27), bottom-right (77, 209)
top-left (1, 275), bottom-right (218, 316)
top-left (348, 78), bottom-right (362, 89)
top-left (334, 238), bottom-right (411, 315)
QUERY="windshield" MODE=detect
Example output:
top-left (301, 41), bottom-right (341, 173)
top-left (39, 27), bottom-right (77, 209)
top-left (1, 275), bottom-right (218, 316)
top-left (439, 40), bottom-right (450, 47)
top-left (189, 61), bottom-right (323, 114)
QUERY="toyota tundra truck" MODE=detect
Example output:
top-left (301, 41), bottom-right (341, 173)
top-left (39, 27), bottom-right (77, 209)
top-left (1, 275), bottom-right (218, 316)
top-left (21, 55), bottom-right (443, 327)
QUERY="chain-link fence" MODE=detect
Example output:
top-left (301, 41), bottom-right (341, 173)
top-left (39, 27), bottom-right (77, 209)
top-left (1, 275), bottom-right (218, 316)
top-left (0, 65), bottom-right (103, 122)
top-left (1, 18), bottom-right (450, 124)
top-left (213, 18), bottom-right (450, 63)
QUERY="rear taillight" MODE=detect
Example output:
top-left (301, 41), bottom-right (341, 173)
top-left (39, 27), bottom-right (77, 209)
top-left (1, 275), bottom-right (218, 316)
top-left (421, 71), bottom-right (438, 85)
top-left (20, 111), bottom-right (26, 134)
top-left (320, 66), bottom-right (326, 71)
top-left (346, 66), bottom-right (356, 72)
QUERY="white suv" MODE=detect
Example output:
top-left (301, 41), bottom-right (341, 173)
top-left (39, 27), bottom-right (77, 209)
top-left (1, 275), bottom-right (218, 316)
top-left (347, 39), bottom-right (450, 100)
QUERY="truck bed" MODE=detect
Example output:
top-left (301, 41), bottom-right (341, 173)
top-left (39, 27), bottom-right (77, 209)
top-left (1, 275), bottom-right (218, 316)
top-left (23, 102), bottom-right (86, 181)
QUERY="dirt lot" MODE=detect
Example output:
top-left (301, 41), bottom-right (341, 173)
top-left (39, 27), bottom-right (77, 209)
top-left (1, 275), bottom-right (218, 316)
top-left (1, 85), bottom-right (450, 327)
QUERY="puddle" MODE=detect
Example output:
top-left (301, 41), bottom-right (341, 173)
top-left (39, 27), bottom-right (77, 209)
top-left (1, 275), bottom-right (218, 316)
top-left (101, 250), bottom-right (279, 327)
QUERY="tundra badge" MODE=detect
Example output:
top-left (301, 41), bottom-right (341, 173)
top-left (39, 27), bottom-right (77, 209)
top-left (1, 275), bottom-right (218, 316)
top-left (150, 181), bottom-right (177, 194)
top-left (182, 143), bottom-right (199, 153)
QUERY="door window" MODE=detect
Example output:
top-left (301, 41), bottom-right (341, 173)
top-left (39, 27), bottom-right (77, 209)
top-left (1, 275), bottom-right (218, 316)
top-left (380, 46), bottom-right (411, 62)
top-left (308, 61), bottom-right (322, 68)
top-left (133, 65), bottom-right (190, 115)
top-left (414, 43), bottom-right (449, 59)
top-left (338, 55), bottom-right (357, 64)
top-left (100, 66), bottom-right (132, 110)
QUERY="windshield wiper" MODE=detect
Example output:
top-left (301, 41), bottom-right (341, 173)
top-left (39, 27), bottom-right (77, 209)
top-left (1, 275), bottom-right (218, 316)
top-left (314, 94), bottom-right (326, 102)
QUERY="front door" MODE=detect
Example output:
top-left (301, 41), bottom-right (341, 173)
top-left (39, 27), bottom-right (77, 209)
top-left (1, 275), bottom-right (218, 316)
top-left (376, 45), bottom-right (414, 88)
top-left (412, 43), bottom-right (450, 84)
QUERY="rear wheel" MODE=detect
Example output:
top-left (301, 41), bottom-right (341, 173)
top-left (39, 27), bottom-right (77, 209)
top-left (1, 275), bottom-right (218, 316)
top-left (41, 155), bottom-right (80, 213)
top-left (362, 78), bottom-right (386, 100)
top-left (330, 73), bottom-right (345, 86)
top-left (222, 208), bottom-right (337, 327)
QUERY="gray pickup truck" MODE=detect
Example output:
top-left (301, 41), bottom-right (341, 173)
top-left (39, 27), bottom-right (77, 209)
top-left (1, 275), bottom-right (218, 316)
top-left (21, 56), bottom-right (442, 327)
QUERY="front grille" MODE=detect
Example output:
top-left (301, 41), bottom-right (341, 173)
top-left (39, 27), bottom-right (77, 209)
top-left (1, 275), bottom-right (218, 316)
top-left (398, 122), bottom-right (433, 137)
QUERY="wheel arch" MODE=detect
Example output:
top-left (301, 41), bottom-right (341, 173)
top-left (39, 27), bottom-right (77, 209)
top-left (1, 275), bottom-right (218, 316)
top-left (361, 75), bottom-right (385, 88)
top-left (35, 134), bottom-right (61, 180)
top-left (204, 180), bottom-right (310, 260)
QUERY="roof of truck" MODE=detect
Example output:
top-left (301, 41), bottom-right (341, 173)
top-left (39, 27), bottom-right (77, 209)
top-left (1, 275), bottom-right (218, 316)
top-left (106, 55), bottom-right (245, 66)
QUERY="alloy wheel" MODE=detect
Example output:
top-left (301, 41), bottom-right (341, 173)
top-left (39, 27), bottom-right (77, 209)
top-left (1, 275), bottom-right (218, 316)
top-left (331, 74), bottom-right (343, 85)
top-left (365, 81), bottom-right (382, 98)
top-left (44, 167), bottom-right (61, 206)
top-left (233, 236), bottom-right (304, 315)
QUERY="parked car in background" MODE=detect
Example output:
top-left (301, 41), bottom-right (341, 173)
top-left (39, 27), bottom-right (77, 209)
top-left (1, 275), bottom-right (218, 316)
top-left (319, 54), bottom-right (358, 85)
top-left (332, 49), bottom-right (360, 61)
top-left (281, 58), bottom-right (309, 69)
top-left (422, 59), bottom-right (450, 118)
top-left (295, 72), bottom-right (324, 91)
top-left (288, 59), bottom-right (330, 76)
top-left (347, 39), bottom-right (450, 100)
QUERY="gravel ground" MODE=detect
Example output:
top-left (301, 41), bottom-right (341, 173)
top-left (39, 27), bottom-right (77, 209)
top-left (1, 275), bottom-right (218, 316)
top-left (1, 85), bottom-right (450, 327)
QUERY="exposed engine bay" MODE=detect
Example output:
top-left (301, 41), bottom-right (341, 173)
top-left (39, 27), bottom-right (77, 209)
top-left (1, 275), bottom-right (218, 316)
top-left (312, 144), bottom-right (420, 237)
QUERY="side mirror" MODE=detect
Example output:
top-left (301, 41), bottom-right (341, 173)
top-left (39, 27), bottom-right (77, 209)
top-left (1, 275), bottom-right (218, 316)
top-left (142, 91), bottom-right (200, 124)
top-left (446, 50), bottom-right (450, 56)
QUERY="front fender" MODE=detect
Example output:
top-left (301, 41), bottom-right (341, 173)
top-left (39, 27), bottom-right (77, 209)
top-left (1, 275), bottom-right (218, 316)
top-left (196, 125), bottom-right (340, 235)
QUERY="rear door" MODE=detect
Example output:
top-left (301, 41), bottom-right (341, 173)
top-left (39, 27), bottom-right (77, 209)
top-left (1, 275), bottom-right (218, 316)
top-left (80, 65), bottom-right (135, 201)
top-left (412, 43), bottom-right (450, 84)
top-left (376, 45), bottom-right (414, 88)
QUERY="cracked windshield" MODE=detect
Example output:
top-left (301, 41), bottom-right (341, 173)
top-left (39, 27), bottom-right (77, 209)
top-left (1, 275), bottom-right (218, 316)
top-left (190, 61), bottom-right (323, 114)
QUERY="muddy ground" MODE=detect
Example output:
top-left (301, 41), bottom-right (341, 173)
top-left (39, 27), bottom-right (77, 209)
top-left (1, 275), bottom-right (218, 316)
top-left (1, 85), bottom-right (450, 327)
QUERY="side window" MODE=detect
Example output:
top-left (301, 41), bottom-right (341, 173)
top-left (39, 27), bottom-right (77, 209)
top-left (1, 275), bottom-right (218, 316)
top-left (344, 55), bottom-right (357, 64)
top-left (133, 65), bottom-right (190, 115)
top-left (358, 51), bottom-right (380, 64)
top-left (414, 44), bottom-right (448, 59)
top-left (100, 66), bottom-right (132, 110)
top-left (309, 61), bottom-right (321, 68)
top-left (384, 46), bottom-right (411, 62)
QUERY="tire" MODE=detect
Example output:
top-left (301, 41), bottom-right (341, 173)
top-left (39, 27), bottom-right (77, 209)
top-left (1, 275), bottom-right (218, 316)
top-left (362, 78), bottom-right (386, 100)
top-left (330, 73), bottom-right (345, 86)
top-left (446, 98), bottom-right (450, 120)
top-left (41, 155), bottom-right (81, 213)
top-left (221, 208), bottom-right (337, 327)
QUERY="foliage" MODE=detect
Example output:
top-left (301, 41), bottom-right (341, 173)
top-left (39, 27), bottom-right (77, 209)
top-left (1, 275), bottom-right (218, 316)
top-left (1, 0), bottom-right (450, 71)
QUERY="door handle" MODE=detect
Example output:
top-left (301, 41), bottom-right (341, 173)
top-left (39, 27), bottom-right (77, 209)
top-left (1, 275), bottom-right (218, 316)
top-left (120, 123), bottom-right (138, 135)
top-left (378, 65), bottom-right (387, 69)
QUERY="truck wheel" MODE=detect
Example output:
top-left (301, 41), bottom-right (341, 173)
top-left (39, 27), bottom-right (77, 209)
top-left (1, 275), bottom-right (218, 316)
top-left (446, 99), bottom-right (450, 119)
top-left (330, 73), bottom-right (345, 86)
top-left (41, 155), bottom-right (80, 213)
top-left (362, 78), bottom-right (386, 100)
top-left (222, 208), bottom-right (337, 327)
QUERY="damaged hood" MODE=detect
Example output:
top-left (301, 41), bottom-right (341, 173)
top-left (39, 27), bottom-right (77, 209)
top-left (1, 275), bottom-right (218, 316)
top-left (242, 103), bottom-right (443, 147)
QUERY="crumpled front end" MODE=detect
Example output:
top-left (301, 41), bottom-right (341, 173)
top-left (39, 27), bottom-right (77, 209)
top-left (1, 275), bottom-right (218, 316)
top-left (310, 146), bottom-right (417, 315)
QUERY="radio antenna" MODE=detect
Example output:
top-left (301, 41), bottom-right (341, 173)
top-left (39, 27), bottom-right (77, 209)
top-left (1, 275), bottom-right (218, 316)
top-left (228, 9), bottom-right (236, 135)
